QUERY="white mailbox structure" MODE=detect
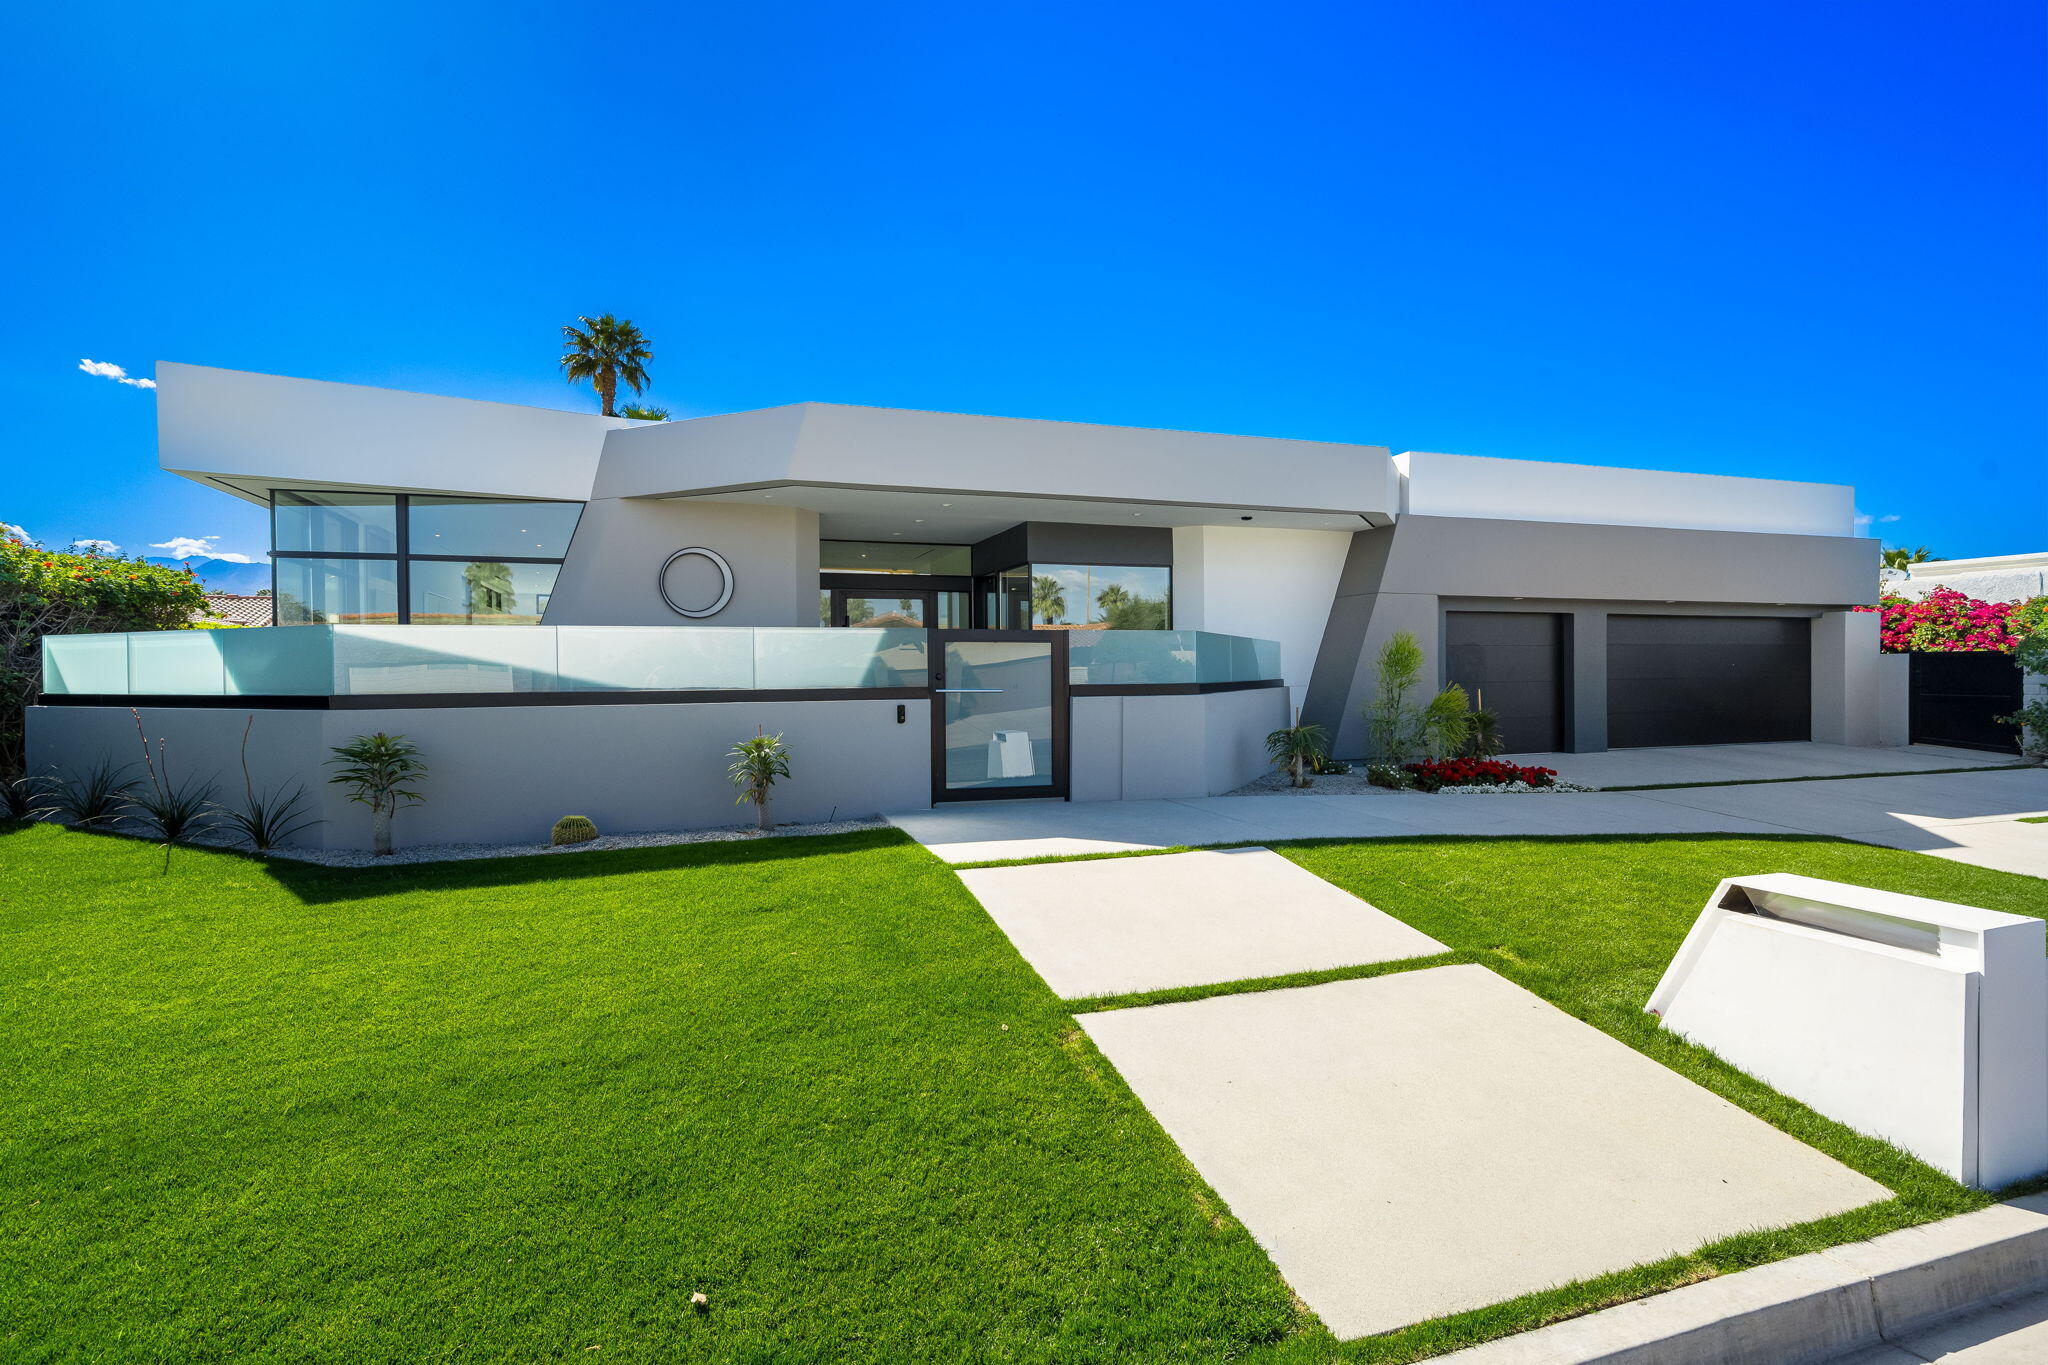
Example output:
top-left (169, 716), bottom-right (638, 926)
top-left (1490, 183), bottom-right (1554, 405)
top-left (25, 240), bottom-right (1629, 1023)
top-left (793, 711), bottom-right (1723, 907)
top-left (1647, 873), bottom-right (2048, 1189)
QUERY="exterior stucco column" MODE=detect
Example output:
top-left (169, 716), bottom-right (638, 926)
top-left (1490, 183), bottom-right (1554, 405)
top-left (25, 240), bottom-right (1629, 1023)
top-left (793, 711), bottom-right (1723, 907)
top-left (1810, 609), bottom-right (1881, 746)
top-left (1567, 609), bottom-right (1608, 752)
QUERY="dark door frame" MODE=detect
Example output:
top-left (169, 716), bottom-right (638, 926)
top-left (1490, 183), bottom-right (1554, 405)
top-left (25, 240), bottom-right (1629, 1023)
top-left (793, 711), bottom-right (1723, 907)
top-left (928, 629), bottom-right (1070, 804)
top-left (819, 573), bottom-right (974, 629)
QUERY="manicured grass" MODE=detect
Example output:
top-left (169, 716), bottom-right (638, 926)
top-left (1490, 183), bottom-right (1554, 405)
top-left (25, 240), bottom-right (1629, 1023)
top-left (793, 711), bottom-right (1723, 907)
top-left (2021, 815), bottom-right (2048, 824)
top-left (9, 823), bottom-right (2047, 1363)
top-left (1280, 832), bottom-right (2048, 1359)
top-left (0, 823), bottom-right (1315, 1363)
top-left (1068, 952), bottom-right (1459, 1014)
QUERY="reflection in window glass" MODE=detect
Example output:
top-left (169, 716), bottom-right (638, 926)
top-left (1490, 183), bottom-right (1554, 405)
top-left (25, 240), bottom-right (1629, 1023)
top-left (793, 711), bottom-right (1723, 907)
top-left (409, 497), bottom-right (583, 558)
top-left (274, 557), bottom-right (400, 625)
top-left (997, 566), bottom-right (1032, 629)
top-left (1019, 564), bottom-right (1171, 629)
top-left (274, 491), bottom-right (397, 555)
top-left (842, 595), bottom-right (926, 628)
top-left (408, 560), bottom-right (560, 625)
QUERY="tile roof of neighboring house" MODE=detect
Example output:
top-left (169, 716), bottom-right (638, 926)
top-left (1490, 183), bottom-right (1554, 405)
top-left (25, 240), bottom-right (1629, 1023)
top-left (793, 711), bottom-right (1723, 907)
top-left (199, 593), bottom-right (272, 626)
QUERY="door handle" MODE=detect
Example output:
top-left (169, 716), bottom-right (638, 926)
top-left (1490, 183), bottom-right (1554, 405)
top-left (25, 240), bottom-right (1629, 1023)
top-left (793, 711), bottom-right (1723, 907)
top-left (934, 689), bottom-right (1003, 694)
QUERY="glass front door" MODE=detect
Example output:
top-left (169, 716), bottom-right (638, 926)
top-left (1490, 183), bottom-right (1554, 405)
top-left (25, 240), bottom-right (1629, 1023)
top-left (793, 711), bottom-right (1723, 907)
top-left (830, 589), bottom-right (932, 628)
top-left (930, 631), bottom-right (1067, 801)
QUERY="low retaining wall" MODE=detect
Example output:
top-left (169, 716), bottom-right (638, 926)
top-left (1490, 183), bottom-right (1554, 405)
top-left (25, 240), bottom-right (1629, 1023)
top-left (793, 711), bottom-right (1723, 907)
top-left (27, 699), bottom-right (931, 851)
top-left (1070, 686), bottom-right (1288, 801)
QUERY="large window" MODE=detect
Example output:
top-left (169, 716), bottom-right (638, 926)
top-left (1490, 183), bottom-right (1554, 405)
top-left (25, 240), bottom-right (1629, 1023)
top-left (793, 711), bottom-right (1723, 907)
top-left (995, 563), bottom-right (1170, 630)
top-left (270, 492), bottom-right (582, 626)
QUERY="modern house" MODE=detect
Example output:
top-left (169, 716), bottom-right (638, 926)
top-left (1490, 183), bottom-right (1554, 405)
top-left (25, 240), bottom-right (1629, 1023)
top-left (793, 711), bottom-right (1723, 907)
top-left (31, 363), bottom-right (1884, 848)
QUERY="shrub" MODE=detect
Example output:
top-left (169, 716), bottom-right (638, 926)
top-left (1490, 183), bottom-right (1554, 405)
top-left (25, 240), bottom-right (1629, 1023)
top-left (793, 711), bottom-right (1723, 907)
top-left (727, 729), bottom-right (792, 831)
top-left (1403, 758), bottom-right (1558, 790)
top-left (0, 532), bottom-right (209, 775)
top-left (1365, 632), bottom-right (1425, 761)
top-left (1999, 700), bottom-right (2048, 761)
top-left (208, 716), bottom-right (322, 852)
top-left (551, 815), bottom-right (599, 846)
top-left (1264, 714), bottom-right (1331, 788)
top-left (49, 755), bottom-right (137, 828)
top-left (126, 709), bottom-right (218, 843)
top-left (1857, 589), bottom-right (2024, 654)
top-left (327, 733), bottom-right (427, 856)
top-left (1, 769), bottom-right (54, 822)
top-left (1364, 763), bottom-right (1414, 790)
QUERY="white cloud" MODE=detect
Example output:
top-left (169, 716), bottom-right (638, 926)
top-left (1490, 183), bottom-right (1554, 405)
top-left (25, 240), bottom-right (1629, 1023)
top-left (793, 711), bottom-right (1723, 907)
top-left (1852, 511), bottom-right (1902, 529)
top-left (150, 535), bottom-right (263, 563)
top-left (78, 358), bottom-right (156, 389)
top-left (1, 522), bottom-right (30, 543)
top-left (71, 538), bottom-right (121, 555)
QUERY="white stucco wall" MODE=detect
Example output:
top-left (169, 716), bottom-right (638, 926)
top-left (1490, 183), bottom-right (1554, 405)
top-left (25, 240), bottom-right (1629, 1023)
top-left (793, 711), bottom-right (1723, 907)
top-left (158, 362), bottom-right (636, 502)
top-left (1398, 451), bottom-right (1856, 538)
top-left (1170, 525), bottom-right (1352, 712)
top-left (543, 499), bottom-right (822, 627)
top-left (1900, 553), bottom-right (2048, 604)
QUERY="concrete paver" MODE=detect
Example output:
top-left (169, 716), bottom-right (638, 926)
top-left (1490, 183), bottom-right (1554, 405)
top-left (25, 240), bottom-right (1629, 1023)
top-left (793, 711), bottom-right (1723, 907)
top-left (956, 846), bottom-right (1446, 999)
top-left (1079, 965), bottom-right (1888, 1339)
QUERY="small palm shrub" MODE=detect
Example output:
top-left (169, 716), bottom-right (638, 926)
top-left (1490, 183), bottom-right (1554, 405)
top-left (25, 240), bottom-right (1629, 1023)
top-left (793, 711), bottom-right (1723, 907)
top-left (327, 732), bottom-right (427, 856)
top-left (551, 815), bottom-right (598, 846)
top-left (1265, 713), bottom-right (1331, 788)
top-left (1463, 705), bottom-right (1504, 758)
top-left (49, 756), bottom-right (137, 828)
top-left (209, 716), bottom-right (322, 852)
top-left (727, 729), bottom-right (792, 832)
top-left (1420, 684), bottom-right (1471, 759)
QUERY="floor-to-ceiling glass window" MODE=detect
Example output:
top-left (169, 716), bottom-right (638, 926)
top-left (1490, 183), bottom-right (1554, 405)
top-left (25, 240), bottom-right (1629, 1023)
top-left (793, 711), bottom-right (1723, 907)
top-left (820, 540), bottom-right (972, 628)
top-left (269, 492), bottom-right (582, 625)
top-left (990, 563), bottom-right (1170, 630)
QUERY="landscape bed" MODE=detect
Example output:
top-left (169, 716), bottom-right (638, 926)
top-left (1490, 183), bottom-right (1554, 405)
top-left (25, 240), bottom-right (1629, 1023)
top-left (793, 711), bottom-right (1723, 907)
top-left (3, 820), bottom-right (2045, 1362)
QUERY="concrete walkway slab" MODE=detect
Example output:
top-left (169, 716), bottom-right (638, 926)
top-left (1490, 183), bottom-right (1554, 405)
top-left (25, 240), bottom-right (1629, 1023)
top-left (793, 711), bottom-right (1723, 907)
top-left (1079, 965), bottom-right (1888, 1339)
top-left (1505, 742), bottom-right (2018, 791)
top-left (957, 846), bottom-right (1446, 999)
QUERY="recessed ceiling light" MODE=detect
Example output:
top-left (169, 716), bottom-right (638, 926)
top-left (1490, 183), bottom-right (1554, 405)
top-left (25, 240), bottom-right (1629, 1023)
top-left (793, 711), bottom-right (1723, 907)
top-left (913, 519), bottom-right (924, 523)
top-left (940, 502), bottom-right (952, 508)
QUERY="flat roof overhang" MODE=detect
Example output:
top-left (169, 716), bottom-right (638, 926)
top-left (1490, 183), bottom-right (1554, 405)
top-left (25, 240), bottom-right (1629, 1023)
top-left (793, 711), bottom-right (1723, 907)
top-left (665, 481), bottom-right (1387, 540)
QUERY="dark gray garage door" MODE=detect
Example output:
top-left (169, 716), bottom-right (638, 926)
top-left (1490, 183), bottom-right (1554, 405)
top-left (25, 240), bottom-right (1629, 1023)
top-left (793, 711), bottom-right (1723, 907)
top-left (1444, 611), bottom-right (1565, 753)
top-left (1607, 615), bottom-right (1810, 748)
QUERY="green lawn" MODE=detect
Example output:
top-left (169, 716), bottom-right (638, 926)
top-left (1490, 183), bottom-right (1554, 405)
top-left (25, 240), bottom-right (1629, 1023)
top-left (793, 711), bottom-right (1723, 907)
top-left (5, 822), bottom-right (2046, 1363)
top-left (0, 824), bottom-right (1306, 1363)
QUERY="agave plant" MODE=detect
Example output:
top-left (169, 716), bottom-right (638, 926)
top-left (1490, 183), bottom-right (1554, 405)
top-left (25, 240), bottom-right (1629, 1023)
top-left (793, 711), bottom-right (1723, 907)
top-left (209, 716), bottom-right (323, 853)
top-left (1265, 713), bottom-right (1331, 789)
top-left (727, 729), bottom-right (792, 832)
top-left (49, 756), bottom-right (137, 829)
top-left (128, 710), bottom-right (219, 843)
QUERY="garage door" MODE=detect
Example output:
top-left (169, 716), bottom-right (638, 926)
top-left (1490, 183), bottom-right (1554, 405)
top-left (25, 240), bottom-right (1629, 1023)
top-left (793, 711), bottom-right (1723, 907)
top-left (1444, 611), bottom-right (1565, 753)
top-left (1607, 615), bottom-right (1810, 748)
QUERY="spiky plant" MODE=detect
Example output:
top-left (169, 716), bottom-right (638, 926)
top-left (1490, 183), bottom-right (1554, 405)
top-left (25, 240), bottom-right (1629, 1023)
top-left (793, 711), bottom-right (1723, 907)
top-left (127, 710), bottom-right (219, 844)
top-left (1265, 713), bottom-right (1331, 789)
top-left (726, 729), bottom-right (792, 832)
top-left (551, 814), bottom-right (599, 846)
top-left (1, 769), bottom-right (54, 822)
top-left (559, 314), bottom-right (653, 417)
top-left (1365, 631), bottom-right (1425, 762)
top-left (49, 756), bottom-right (137, 829)
top-left (327, 732), bottom-right (427, 856)
top-left (1421, 683), bottom-right (1472, 760)
top-left (209, 715), bottom-right (323, 853)
top-left (618, 404), bottom-right (669, 421)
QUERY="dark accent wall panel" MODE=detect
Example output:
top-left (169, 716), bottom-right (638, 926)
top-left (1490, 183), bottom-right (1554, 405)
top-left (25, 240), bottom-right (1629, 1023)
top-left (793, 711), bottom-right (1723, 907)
top-left (1444, 611), bottom-right (1565, 753)
top-left (1607, 615), bottom-right (1811, 747)
top-left (1909, 652), bottom-right (2023, 754)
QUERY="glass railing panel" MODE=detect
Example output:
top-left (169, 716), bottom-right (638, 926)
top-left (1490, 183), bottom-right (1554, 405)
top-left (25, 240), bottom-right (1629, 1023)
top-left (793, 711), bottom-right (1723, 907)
top-left (126, 631), bottom-right (228, 695)
top-left (1064, 630), bottom-right (1197, 685)
top-left (219, 627), bottom-right (335, 695)
top-left (41, 633), bottom-right (132, 695)
top-left (754, 627), bottom-right (929, 689)
top-left (555, 627), bottom-right (756, 691)
top-left (330, 626), bottom-right (559, 695)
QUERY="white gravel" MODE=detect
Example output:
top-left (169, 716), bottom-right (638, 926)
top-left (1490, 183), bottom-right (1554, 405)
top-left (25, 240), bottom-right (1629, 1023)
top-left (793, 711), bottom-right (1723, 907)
top-left (68, 815), bottom-right (893, 868)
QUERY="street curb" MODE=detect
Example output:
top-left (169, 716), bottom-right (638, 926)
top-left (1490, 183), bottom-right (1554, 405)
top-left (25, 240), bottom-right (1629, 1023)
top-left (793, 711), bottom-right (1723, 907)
top-left (1432, 1194), bottom-right (2048, 1364)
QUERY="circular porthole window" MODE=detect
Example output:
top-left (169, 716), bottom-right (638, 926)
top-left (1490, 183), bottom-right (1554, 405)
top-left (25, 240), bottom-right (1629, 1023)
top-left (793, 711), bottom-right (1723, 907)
top-left (658, 547), bottom-right (736, 618)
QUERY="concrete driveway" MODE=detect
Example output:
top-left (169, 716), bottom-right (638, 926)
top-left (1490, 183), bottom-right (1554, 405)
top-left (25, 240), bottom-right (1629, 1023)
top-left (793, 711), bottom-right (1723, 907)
top-left (887, 764), bottom-right (2048, 877)
top-left (1500, 741), bottom-right (2021, 790)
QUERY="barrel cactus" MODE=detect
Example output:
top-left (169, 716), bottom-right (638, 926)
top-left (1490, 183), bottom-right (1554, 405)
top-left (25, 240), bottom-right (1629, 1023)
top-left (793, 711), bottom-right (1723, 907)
top-left (550, 814), bottom-right (598, 846)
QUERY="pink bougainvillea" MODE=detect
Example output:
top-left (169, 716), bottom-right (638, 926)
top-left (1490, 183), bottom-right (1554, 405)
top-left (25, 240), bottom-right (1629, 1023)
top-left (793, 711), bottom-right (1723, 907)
top-left (1856, 588), bottom-right (2022, 654)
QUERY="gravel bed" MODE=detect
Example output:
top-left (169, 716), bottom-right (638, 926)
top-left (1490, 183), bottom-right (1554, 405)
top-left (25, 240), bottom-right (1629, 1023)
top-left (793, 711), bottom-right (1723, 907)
top-left (151, 816), bottom-right (891, 868)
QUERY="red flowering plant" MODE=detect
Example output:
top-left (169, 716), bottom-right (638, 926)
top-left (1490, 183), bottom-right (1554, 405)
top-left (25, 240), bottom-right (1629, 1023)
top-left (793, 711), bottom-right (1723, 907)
top-left (1, 531), bottom-right (211, 775)
top-left (1402, 757), bottom-right (1558, 791)
top-left (1856, 588), bottom-right (2023, 654)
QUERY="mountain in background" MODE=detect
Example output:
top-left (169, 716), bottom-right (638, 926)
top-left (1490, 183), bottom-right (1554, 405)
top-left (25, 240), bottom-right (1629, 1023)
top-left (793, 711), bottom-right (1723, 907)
top-left (145, 556), bottom-right (272, 595)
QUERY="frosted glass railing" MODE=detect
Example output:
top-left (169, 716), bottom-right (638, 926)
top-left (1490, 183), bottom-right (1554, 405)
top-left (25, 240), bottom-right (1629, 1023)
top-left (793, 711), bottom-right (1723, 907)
top-left (42, 626), bottom-right (932, 696)
top-left (1064, 630), bottom-right (1281, 686)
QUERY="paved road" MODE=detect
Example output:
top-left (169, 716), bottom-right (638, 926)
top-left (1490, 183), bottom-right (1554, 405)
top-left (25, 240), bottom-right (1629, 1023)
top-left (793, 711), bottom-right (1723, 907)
top-left (1833, 1288), bottom-right (2048, 1363)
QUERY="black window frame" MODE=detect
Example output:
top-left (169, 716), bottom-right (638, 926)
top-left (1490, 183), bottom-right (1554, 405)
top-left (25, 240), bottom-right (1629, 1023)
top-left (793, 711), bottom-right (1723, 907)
top-left (268, 490), bottom-right (581, 627)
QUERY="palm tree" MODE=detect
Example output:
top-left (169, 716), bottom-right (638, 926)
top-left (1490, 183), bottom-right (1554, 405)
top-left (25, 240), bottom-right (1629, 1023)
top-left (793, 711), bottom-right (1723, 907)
top-left (1030, 575), bottom-right (1067, 625)
top-left (1094, 583), bottom-right (1131, 619)
top-left (1881, 545), bottom-right (1938, 571)
top-left (619, 404), bottom-right (669, 421)
top-left (559, 315), bottom-right (653, 417)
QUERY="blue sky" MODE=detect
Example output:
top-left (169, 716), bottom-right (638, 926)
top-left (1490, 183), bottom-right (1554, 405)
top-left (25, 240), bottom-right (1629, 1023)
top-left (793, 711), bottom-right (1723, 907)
top-left (4, 1), bottom-right (2041, 567)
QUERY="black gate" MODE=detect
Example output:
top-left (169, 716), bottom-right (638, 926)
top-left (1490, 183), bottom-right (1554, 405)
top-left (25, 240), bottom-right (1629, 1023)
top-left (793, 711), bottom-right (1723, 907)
top-left (1908, 652), bottom-right (2023, 754)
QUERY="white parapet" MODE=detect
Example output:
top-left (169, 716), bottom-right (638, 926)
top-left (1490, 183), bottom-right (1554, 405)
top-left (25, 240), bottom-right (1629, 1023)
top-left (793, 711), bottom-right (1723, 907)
top-left (1646, 873), bottom-right (2048, 1189)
